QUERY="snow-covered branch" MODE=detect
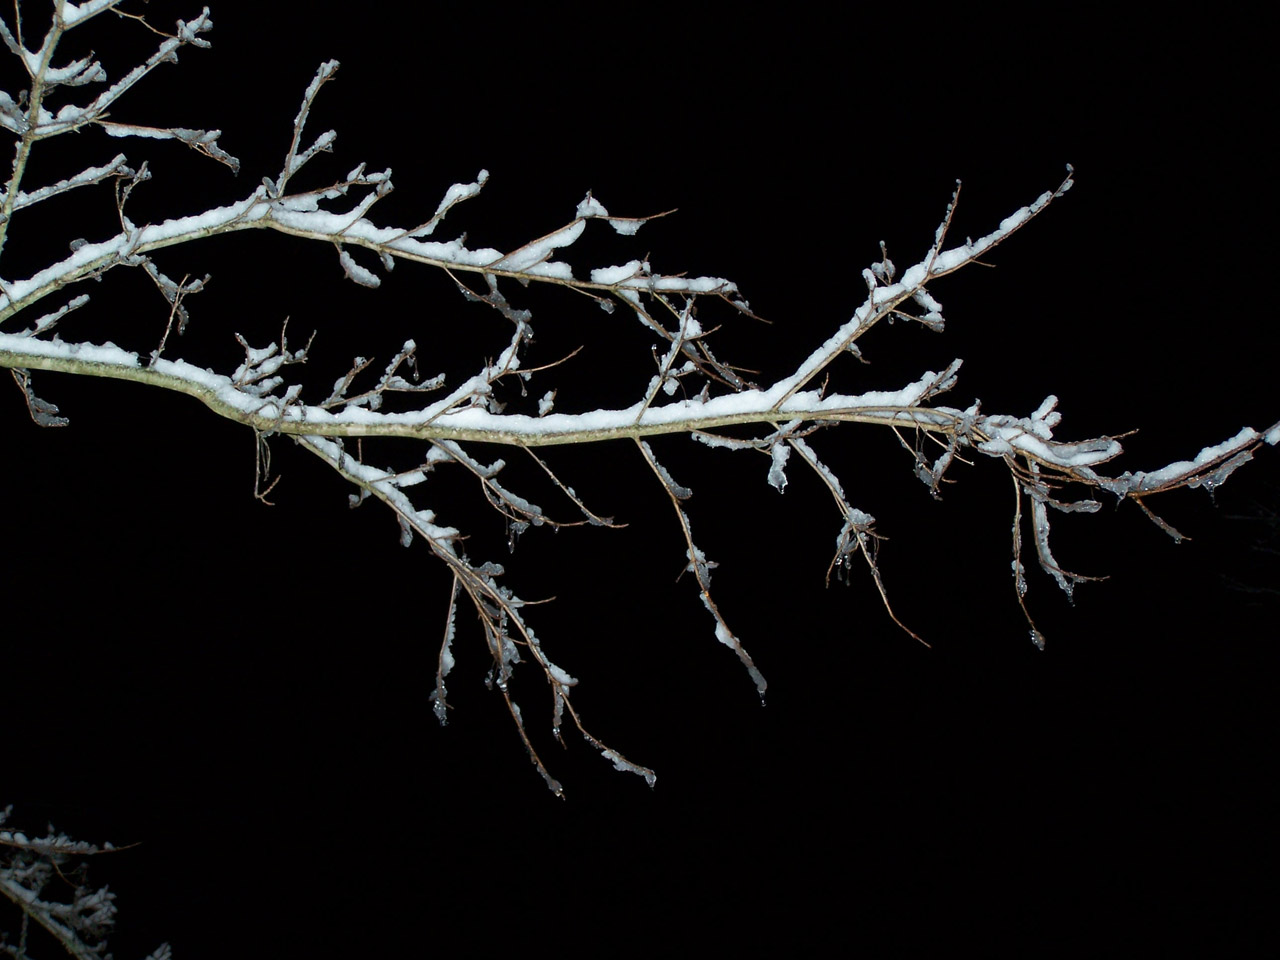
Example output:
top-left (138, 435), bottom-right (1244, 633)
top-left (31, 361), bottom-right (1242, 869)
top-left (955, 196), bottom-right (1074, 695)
top-left (1, 0), bottom-right (1276, 806)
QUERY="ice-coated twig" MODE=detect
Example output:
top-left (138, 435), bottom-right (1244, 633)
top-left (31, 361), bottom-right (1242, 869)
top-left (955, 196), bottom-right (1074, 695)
top-left (1009, 471), bottom-right (1044, 648)
top-left (1023, 460), bottom-right (1104, 603)
top-left (521, 445), bottom-right (625, 528)
top-left (10, 366), bottom-right (67, 426)
top-left (145, 266), bottom-right (208, 360)
top-left (276, 60), bottom-right (339, 196)
top-left (637, 438), bottom-right (768, 698)
top-left (322, 340), bottom-right (444, 412)
top-left (427, 438), bottom-right (545, 534)
top-left (430, 574), bottom-right (461, 724)
top-left (788, 434), bottom-right (929, 647)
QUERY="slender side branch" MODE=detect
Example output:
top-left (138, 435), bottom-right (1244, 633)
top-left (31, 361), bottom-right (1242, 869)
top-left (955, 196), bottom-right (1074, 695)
top-left (636, 438), bottom-right (768, 698)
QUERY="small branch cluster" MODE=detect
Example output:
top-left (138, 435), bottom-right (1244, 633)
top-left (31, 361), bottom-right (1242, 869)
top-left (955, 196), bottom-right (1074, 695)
top-left (0, 806), bottom-right (169, 960)
top-left (0, 1), bottom-right (1276, 799)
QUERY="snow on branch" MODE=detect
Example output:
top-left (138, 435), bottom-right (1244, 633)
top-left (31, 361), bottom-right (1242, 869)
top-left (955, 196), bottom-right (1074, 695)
top-left (98, 121), bottom-right (239, 173)
top-left (2, 154), bottom-right (131, 212)
top-left (0, 4), bottom-right (1276, 798)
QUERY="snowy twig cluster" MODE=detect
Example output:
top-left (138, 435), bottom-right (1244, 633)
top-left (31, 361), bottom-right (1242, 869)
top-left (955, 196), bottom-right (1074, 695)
top-left (0, 806), bottom-right (169, 960)
top-left (2, 1), bottom-right (1278, 801)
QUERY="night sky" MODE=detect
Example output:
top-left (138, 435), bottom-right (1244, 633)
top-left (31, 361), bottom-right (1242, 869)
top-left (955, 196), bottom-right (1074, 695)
top-left (3, 3), bottom-right (1273, 954)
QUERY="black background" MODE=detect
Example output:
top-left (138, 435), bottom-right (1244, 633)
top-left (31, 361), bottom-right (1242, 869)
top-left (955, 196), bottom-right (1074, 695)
top-left (3, 2), bottom-right (1274, 954)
